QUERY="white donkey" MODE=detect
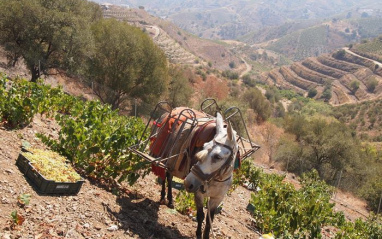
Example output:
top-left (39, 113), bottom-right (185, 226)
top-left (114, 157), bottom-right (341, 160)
top-left (184, 113), bottom-right (238, 239)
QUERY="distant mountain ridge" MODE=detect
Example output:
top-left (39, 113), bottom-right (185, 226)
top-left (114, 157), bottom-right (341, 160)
top-left (91, 0), bottom-right (381, 41)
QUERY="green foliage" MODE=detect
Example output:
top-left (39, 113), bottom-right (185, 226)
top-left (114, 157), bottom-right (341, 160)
top-left (366, 77), bottom-right (378, 93)
top-left (307, 88), bottom-right (317, 98)
top-left (232, 160), bottom-right (262, 191)
top-left (0, 76), bottom-right (65, 128)
top-left (242, 88), bottom-right (271, 123)
top-left (300, 100), bottom-right (334, 117)
top-left (0, 0), bottom-right (100, 81)
top-left (175, 190), bottom-right (196, 216)
top-left (336, 214), bottom-right (382, 238)
top-left (283, 114), bottom-right (307, 141)
top-left (222, 70), bottom-right (239, 80)
top-left (88, 18), bottom-right (169, 111)
top-left (350, 80), bottom-right (360, 93)
top-left (10, 210), bottom-right (25, 227)
top-left (335, 99), bottom-right (382, 140)
top-left (333, 50), bottom-right (346, 59)
top-left (17, 194), bottom-right (31, 207)
top-left (279, 115), bottom-right (359, 183)
top-left (0, 74), bottom-right (7, 119)
top-left (265, 87), bottom-right (281, 104)
top-left (352, 36), bottom-right (382, 63)
top-left (279, 89), bottom-right (307, 102)
top-left (38, 99), bottom-right (148, 185)
top-left (0, 74), bottom-right (149, 186)
top-left (238, 163), bottom-right (381, 238)
top-left (167, 65), bottom-right (193, 107)
top-left (321, 84), bottom-right (332, 101)
top-left (274, 102), bottom-right (285, 118)
top-left (279, 107), bottom-right (382, 211)
top-left (249, 170), bottom-right (344, 237)
top-left (360, 179), bottom-right (382, 213)
top-left (242, 74), bottom-right (256, 87)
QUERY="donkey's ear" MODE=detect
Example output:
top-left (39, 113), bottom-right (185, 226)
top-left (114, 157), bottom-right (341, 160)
top-left (227, 121), bottom-right (234, 141)
top-left (216, 112), bottom-right (224, 135)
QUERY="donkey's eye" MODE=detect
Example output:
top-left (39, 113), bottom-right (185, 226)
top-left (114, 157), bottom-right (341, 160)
top-left (213, 154), bottom-right (223, 160)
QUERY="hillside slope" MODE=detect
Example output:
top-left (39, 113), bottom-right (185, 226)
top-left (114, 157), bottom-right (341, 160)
top-left (262, 46), bottom-right (382, 106)
top-left (0, 115), bottom-right (260, 238)
top-left (103, 6), bottom-right (245, 72)
top-left (261, 17), bottom-right (382, 61)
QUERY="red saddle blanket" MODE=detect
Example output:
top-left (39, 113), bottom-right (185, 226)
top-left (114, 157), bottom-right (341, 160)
top-left (149, 107), bottom-right (218, 179)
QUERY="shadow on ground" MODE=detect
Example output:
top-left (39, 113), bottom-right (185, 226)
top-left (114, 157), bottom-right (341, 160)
top-left (105, 192), bottom-right (192, 239)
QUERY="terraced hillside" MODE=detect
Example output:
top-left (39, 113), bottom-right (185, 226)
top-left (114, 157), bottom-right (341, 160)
top-left (351, 37), bottom-right (382, 63)
top-left (263, 47), bottom-right (382, 105)
top-left (102, 6), bottom-right (244, 71)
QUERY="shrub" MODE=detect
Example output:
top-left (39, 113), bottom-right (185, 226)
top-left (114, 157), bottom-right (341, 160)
top-left (249, 170), bottom-right (345, 237)
top-left (360, 180), bottom-right (382, 213)
top-left (322, 88), bottom-right (332, 101)
top-left (0, 76), bottom-right (64, 128)
top-left (222, 70), bottom-right (239, 80)
top-left (38, 100), bottom-right (148, 185)
top-left (308, 88), bottom-right (318, 98)
top-left (336, 214), bottom-right (382, 238)
top-left (333, 50), bottom-right (346, 59)
top-left (366, 77), bottom-right (378, 93)
top-left (350, 80), bottom-right (360, 93)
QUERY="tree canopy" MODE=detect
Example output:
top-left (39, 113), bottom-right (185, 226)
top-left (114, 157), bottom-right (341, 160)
top-left (167, 65), bottom-right (193, 107)
top-left (0, 0), bottom-right (101, 81)
top-left (87, 18), bottom-right (169, 111)
top-left (277, 115), bottom-right (360, 184)
top-left (242, 87), bottom-right (271, 123)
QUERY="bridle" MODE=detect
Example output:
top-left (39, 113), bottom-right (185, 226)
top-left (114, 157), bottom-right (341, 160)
top-left (190, 140), bottom-right (236, 193)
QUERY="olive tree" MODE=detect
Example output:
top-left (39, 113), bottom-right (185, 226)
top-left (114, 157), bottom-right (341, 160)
top-left (242, 87), bottom-right (271, 123)
top-left (167, 65), bottom-right (193, 107)
top-left (87, 18), bottom-right (169, 111)
top-left (278, 115), bottom-right (360, 184)
top-left (0, 0), bottom-right (101, 82)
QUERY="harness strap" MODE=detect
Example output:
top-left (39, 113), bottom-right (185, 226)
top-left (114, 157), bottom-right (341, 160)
top-left (190, 164), bottom-right (213, 182)
top-left (190, 141), bottom-right (235, 187)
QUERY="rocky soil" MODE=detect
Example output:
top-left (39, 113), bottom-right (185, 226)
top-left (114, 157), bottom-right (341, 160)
top-left (0, 115), bottom-right (261, 239)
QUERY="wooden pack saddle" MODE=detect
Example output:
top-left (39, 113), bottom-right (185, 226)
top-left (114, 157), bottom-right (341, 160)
top-left (149, 107), bottom-right (224, 180)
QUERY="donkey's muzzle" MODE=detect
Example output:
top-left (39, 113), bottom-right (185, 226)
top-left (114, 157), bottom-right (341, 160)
top-left (184, 172), bottom-right (202, 193)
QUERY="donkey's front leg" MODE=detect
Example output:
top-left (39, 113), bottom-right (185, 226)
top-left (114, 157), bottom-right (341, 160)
top-left (203, 198), bottom-right (221, 239)
top-left (166, 171), bottom-right (174, 208)
top-left (195, 193), bottom-right (205, 239)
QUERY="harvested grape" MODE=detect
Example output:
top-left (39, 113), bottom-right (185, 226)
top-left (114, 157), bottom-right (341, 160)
top-left (22, 148), bottom-right (82, 183)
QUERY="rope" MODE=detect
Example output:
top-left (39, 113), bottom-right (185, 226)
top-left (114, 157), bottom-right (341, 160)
top-left (205, 185), bottom-right (216, 239)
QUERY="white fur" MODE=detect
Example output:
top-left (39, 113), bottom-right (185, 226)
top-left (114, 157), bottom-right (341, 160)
top-left (184, 112), bottom-right (239, 239)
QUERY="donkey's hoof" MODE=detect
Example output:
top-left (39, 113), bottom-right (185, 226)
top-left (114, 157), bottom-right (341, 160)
top-left (159, 199), bottom-right (166, 205)
top-left (168, 202), bottom-right (174, 209)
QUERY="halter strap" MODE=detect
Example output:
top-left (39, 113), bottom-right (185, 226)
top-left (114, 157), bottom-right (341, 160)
top-left (190, 141), bottom-right (235, 192)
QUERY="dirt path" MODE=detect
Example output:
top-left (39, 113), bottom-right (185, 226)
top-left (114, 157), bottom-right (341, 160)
top-left (343, 47), bottom-right (382, 68)
top-left (240, 57), bottom-right (252, 78)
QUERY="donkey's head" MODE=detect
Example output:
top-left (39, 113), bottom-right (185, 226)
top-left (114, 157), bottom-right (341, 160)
top-left (184, 113), bottom-right (238, 193)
